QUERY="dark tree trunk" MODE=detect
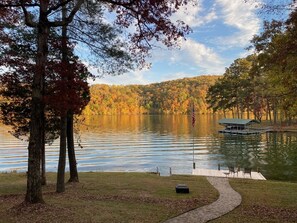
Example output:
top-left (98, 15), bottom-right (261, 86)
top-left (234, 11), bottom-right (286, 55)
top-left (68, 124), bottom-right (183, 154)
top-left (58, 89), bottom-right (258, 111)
top-left (41, 111), bottom-right (46, 185)
top-left (57, 0), bottom-right (78, 191)
top-left (273, 99), bottom-right (277, 125)
top-left (56, 116), bottom-right (67, 193)
top-left (41, 143), bottom-right (46, 185)
top-left (67, 111), bottom-right (79, 182)
top-left (25, 3), bottom-right (49, 203)
top-left (247, 106), bottom-right (250, 119)
top-left (267, 99), bottom-right (272, 123)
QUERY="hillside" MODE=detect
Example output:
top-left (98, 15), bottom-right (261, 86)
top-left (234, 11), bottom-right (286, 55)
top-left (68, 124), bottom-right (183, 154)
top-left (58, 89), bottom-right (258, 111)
top-left (83, 75), bottom-right (220, 115)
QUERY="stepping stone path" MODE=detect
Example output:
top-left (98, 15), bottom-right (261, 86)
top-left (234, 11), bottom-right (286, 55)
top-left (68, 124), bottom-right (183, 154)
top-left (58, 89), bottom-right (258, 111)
top-left (164, 177), bottom-right (242, 223)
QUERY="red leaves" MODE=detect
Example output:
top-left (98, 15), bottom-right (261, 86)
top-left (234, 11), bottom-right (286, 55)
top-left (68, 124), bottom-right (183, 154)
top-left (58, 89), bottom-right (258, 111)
top-left (0, 1), bottom-right (21, 25)
top-left (108, 0), bottom-right (192, 66)
top-left (44, 61), bottom-right (90, 116)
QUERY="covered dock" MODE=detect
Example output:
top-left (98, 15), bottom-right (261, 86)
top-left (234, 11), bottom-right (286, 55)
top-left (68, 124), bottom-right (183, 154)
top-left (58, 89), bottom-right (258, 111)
top-left (218, 118), bottom-right (262, 135)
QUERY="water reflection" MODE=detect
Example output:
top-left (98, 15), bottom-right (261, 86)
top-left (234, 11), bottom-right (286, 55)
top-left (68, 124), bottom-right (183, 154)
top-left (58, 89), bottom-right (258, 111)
top-left (216, 134), bottom-right (264, 169)
top-left (0, 115), bottom-right (296, 181)
top-left (81, 114), bottom-right (221, 136)
top-left (262, 133), bottom-right (297, 181)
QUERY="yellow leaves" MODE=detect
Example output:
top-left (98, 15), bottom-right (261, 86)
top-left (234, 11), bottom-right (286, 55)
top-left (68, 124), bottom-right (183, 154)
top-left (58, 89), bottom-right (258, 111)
top-left (83, 76), bottom-right (219, 115)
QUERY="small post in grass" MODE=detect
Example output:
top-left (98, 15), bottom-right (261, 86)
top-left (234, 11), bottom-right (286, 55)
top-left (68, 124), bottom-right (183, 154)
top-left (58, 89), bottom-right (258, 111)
top-left (192, 103), bottom-right (196, 169)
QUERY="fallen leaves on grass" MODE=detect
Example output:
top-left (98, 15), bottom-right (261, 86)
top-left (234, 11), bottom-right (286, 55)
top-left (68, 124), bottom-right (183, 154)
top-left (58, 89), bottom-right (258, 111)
top-left (81, 194), bottom-right (210, 213)
top-left (0, 190), bottom-right (210, 223)
top-left (5, 196), bottom-right (74, 223)
top-left (244, 205), bottom-right (297, 222)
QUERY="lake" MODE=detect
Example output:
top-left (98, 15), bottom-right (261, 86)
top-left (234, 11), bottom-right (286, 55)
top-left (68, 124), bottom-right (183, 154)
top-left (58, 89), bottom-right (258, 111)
top-left (0, 115), bottom-right (296, 181)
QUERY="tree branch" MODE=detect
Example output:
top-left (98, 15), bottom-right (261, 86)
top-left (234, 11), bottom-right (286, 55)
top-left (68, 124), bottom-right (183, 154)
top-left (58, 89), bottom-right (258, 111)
top-left (101, 0), bottom-right (134, 7)
top-left (101, 0), bottom-right (138, 15)
top-left (0, 3), bottom-right (39, 8)
top-left (46, 0), bottom-right (73, 15)
top-left (49, 0), bottom-right (84, 27)
top-left (20, 0), bottom-right (38, 27)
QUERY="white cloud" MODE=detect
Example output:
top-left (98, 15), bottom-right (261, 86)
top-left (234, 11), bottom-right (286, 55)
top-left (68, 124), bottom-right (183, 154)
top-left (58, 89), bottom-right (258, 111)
top-left (160, 72), bottom-right (196, 82)
top-left (171, 1), bottom-right (218, 28)
top-left (215, 0), bottom-right (261, 47)
top-left (88, 38), bottom-right (225, 85)
top-left (169, 38), bottom-right (225, 74)
top-left (84, 1), bottom-right (263, 85)
top-left (89, 69), bottom-right (151, 85)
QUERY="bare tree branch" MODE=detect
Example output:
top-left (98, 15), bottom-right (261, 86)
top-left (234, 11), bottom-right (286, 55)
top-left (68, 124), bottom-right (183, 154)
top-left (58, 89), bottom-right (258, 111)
top-left (0, 3), bottom-right (39, 8)
top-left (46, 0), bottom-right (73, 15)
top-left (20, 0), bottom-right (38, 27)
top-left (49, 0), bottom-right (84, 27)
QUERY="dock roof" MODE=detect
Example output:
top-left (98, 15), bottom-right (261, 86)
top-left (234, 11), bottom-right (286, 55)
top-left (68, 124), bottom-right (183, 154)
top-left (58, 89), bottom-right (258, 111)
top-left (219, 118), bottom-right (258, 126)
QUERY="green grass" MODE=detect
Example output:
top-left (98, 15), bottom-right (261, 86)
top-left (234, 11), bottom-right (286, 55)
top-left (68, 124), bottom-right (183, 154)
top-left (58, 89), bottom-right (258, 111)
top-left (0, 172), bottom-right (218, 223)
top-left (2, 173), bottom-right (297, 223)
top-left (211, 179), bottom-right (297, 223)
top-left (0, 172), bottom-right (27, 195)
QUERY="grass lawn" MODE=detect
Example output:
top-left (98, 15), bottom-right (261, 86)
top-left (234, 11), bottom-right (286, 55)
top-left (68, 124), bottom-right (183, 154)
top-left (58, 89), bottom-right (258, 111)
top-left (0, 172), bottom-right (218, 223)
top-left (1, 173), bottom-right (297, 223)
top-left (211, 179), bottom-right (297, 223)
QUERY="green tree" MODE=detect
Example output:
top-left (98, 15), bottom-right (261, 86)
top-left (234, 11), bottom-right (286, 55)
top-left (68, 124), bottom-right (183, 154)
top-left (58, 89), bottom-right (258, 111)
top-left (251, 9), bottom-right (297, 123)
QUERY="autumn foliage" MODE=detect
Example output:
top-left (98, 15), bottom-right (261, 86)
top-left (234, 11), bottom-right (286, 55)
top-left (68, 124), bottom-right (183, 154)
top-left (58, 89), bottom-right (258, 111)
top-left (0, 28), bottom-right (90, 140)
top-left (45, 61), bottom-right (90, 116)
top-left (84, 75), bottom-right (219, 116)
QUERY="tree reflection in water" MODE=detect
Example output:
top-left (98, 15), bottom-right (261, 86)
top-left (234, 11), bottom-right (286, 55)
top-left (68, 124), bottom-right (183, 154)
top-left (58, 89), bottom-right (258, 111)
top-left (217, 133), bottom-right (297, 181)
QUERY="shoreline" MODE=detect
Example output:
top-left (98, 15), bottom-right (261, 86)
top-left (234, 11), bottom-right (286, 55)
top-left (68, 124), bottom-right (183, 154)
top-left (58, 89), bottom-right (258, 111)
top-left (252, 123), bottom-right (297, 133)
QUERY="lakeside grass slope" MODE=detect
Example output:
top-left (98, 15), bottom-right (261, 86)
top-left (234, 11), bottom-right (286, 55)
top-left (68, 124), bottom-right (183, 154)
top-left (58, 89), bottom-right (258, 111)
top-left (1, 172), bottom-right (297, 222)
top-left (212, 179), bottom-right (297, 223)
top-left (0, 172), bottom-right (218, 223)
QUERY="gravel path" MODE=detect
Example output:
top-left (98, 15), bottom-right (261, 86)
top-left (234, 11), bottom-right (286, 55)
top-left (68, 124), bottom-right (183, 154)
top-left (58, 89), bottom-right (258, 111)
top-left (164, 177), bottom-right (242, 223)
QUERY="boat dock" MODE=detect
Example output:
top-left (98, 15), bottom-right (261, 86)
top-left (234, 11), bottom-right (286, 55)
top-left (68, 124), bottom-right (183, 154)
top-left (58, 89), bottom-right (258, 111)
top-left (218, 129), bottom-right (264, 135)
top-left (192, 168), bottom-right (266, 180)
top-left (218, 118), bottom-right (264, 135)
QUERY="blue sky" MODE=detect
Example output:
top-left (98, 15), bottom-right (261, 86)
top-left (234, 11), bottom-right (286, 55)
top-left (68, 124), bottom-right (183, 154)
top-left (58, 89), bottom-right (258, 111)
top-left (88, 0), bottom-right (286, 86)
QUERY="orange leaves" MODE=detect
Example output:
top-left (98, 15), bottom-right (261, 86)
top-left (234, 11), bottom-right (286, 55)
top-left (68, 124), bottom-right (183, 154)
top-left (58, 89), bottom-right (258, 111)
top-left (84, 75), bottom-right (217, 115)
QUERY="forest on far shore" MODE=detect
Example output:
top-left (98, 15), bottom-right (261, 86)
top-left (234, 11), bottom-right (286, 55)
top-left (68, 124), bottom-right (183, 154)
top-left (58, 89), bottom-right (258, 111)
top-left (83, 75), bottom-right (219, 115)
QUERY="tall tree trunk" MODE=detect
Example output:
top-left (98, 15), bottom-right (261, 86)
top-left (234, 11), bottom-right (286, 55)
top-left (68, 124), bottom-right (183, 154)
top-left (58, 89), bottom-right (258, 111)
top-left (41, 142), bottom-right (46, 185)
top-left (26, 3), bottom-right (49, 203)
top-left (246, 104), bottom-right (250, 119)
top-left (265, 99), bottom-right (271, 123)
top-left (41, 111), bottom-right (46, 185)
top-left (56, 116), bottom-right (67, 193)
top-left (265, 100), bottom-right (269, 121)
top-left (57, 0), bottom-right (74, 191)
top-left (67, 111), bottom-right (79, 182)
top-left (269, 109), bottom-right (272, 123)
top-left (273, 99), bottom-right (277, 125)
top-left (240, 107), bottom-right (242, 119)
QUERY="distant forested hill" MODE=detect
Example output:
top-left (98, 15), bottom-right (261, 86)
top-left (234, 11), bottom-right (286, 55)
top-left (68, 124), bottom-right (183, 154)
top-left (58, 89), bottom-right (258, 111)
top-left (83, 75), bottom-right (220, 115)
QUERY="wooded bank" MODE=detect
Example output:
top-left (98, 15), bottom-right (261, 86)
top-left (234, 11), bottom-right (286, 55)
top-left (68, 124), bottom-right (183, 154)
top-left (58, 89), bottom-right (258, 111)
top-left (83, 75), bottom-right (219, 115)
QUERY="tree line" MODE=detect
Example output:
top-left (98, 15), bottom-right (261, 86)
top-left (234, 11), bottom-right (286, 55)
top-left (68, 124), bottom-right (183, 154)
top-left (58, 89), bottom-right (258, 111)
top-left (207, 8), bottom-right (297, 124)
top-left (83, 75), bottom-right (219, 115)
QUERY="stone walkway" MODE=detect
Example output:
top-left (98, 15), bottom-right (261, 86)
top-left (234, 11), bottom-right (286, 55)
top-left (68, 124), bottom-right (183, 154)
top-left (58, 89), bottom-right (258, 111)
top-left (164, 177), bottom-right (242, 223)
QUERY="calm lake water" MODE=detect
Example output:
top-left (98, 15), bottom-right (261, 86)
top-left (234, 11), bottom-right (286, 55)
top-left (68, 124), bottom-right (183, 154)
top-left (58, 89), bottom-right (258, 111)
top-left (0, 115), bottom-right (296, 181)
